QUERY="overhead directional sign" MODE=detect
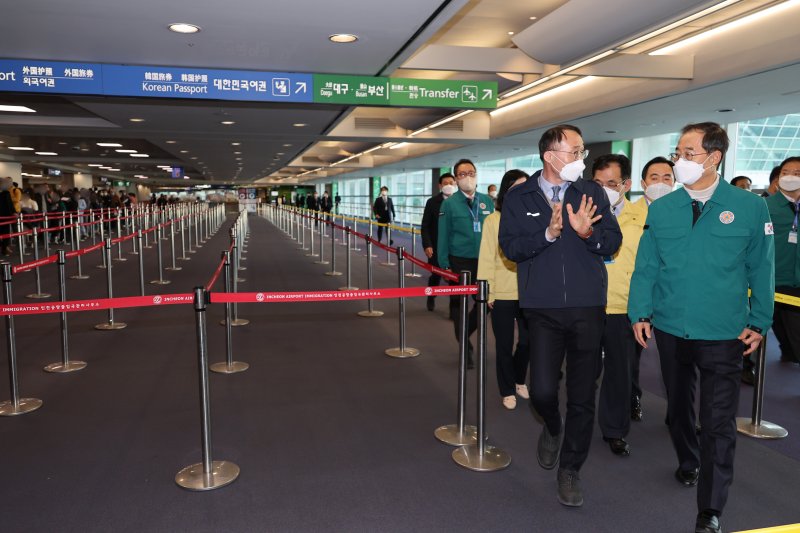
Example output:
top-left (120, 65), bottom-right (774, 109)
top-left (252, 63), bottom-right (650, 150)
top-left (0, 58), bottom-right (497, 109)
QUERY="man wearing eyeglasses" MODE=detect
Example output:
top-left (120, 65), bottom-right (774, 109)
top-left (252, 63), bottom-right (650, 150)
top-left (438, 159), bottom-right (494, 366)
top-left (499, 124), bottom-right (622, 508)
top-left (628, 122), bottom-right (774, 533)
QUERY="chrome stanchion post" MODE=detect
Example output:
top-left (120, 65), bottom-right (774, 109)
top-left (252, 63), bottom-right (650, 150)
top-left (70, 219), bottom-right (89, 280)
top-left (300, 211), bottom-right (307, 250)
top-left (166, 221), bottom-right (182, 271)
top-left (381, 226), bottom-right (396, 266)
top-left (150, 225), bottom-right (170, 285)
top-left (385, 247), bottom-right (419, 358)
top-left (314, 217), bottom-right (329, 265)
top-left (338, 228), bottom-right (358, 291)
top-left (351, 218), bottom-right (361, 251)
top-left (137, 230), bottom-right (145, 296)
top-left (179, 214), bottom-right (189, 260)
top-left (406, 228), bottom-right (421, 278)
top-left (90, 211), bottom-right (97, 246)
top-left (211, 252), bottom-right (248, 374)
top-left (175, 287), bottom-right (240, 491)
top-left (129, 209), bottom-right (138, 255)
top-left (305, 213), bottom-right (317, 257)
top-left (96, 212), bottom-right (107, 270)
top-left (44, 250), bottom-right (87, 373)
top-left (227, 232), bottom-right (249, 327)
top-left (194, 206), bottom-right (202, 248)
top-left (357, 233), bottom-right (383, 318)
top-left (17, 214), bottom-right (29, 258)
top-left (453, 279), bottom-right (511, 471)
top-left (94, 238), bottom-right (127, 330)
top-left (114, 208), bottom-right (127, 261)
top-left (26, 229), bottom-right (51, 299)
top-left (0, 263), bottom-right (43, 416)
top-left (736, 337), bottom-right (788, 439)
top-left (324, 220), bottom-right (341, 276)
top-left (43, 212), bottom-right (50, 257)
top-left (143, 208), bottom-right (152, 249)
top-left (435, 271), bottom-right (478, 446)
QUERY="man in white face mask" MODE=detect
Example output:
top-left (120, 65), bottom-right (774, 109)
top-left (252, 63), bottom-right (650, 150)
top-left (765, 156), bottom-right (800, 366)
top-left (629, 122), bottom-right (775, 533)
top-left (498, 124), bottom-right (622, 508)
top-left (421, 173), bottom-right (457, 313)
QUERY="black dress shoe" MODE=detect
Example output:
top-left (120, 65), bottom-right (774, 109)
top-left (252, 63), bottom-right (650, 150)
top-left (695, 510), bottom-right (721, 533)
top-left (631, 395), bottom-right (643, 421)
top-left (603, 437), bottom-right (630, 457)
top-left (426, 296), bottom-right (435, 311)
top-left (675, 467), bottom-right (699, 486)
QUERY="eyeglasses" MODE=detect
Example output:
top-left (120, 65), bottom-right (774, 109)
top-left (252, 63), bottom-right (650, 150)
top-left (550, 149), bottom-right (589, 161)
top-left (668, 151), bottom-right (708, 163)
top-left (779, 168), bottom-right (800, 177)
top-left (456, 171), bottom-right (477, 178)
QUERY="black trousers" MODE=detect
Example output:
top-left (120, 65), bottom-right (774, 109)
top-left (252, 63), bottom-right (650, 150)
top-left (772, 287), bottom-right (800, 361)
top-left (490, 300), bottom-right (530, 397)
top-left (525, 306), bottom-right (605, 471)
top-left (655, 329), bottom-right (743, 515)
top-left (449, 255), bottom-right (479, 341)
top-left (376, 220), bottom-right (390, 243)
top-left (631, 341), bottom-right (644, 400)
top-left (598, 313), bottom-right (637, 439)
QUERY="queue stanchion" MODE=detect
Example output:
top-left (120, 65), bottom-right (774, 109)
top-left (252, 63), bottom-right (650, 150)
top-left (234, 230), bottom-right (246, 283)
top-left (44, 250), bottom-right (87, 373)
top-left (338, 228), bottom-right (358, 291)
top-left (340, 216), bottom-right (348, 246)
top-left (381, 226), bottom-right (395, 266)
top-left (357, 234), bottom-right (383, 318)
top-left (166, 221), bottom-right (182, 272)
top-left (129, 209), bottom-right (138, 255)
top-left (96, 214), bottom-right (107, 270)
top-left (368, 221), bottom-right (377, 258)
top-left (406, 228), bottom-right (421, 278)
top-left (435, 271), bottom-right (478, 446)
top-left (179, 214), bottom-right (190, 261)
top-left (94, 238), bottom-right (127, 330)
top-left (305, 213), bottom-right (317, 257)
top-left (736, 336), bottom-right (788, 439)
top-left (26, 228), bottom-right (51, 299)
top-left (194, 207), bottom-right (202, 248)
top-left (90, 211), bottom-right (97, 247)
top-left (453, 279), bottom-right (511, 471)
top-left (210, 252), bottom-right (248, 374)
top-left (17, 214), bottom-right (28, 258)
top-left (150, 225), bottom-right (170, 285)
top-left (314, 218), bottom-right (329, 265)
top-left (352, 219), bottom-right (362, 252)
top-left (43, 212), bottom-right (51, 258)
top-left (137, 230), bottom-right (145, 296)
top-left (225, 232), bottom-right (249, 327)
top-left (114, 209), bottom-right (127, 262)
top-left (300, 211), bottom-right (308, 250)
top-left (70, 220), bottom-right (89, 280)
top-left (0, 263), bottom-right (43, 416)
top-left (324, 221), bottom-right (342, 277)
top-left (175, 287), bottom-right (240, 491)
top-left (385, 247), bottom-right (419, 358)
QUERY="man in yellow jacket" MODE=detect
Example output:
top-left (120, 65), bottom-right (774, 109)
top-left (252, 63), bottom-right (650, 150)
top-left (593, 155), bottom-right (675, 457)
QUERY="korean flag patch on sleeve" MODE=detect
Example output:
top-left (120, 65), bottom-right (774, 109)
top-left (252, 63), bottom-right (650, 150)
top-left (765, 222), bottom-right (774, 235)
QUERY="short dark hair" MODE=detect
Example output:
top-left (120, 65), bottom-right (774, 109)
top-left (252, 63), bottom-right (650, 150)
top-left (592, 154), bottom-right (631, 180)
top-left (779, 156), bottom-right (800, 174)
top-left (538, 124), bottom-right (582, 163)
top-left (680, 122), bottom-right (729, 162)
top-left (641, 156), bottom-right (674, 181)
top-left (769, 165), bottom-right (781, 183)
top-left (495, 169), bottom-right (529, 212)
top-left (730, 176), bottom-right (751, 187)
top-left (453, 159), bottom-right (476, 176)
top-left (379, 186), bottom-right (388, 192)
top-left (438, 172), bottom-right (454, 184)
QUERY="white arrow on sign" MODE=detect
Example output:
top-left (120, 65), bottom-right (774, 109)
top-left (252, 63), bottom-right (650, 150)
top-left (295, 81), bottom-right (307, 94)
top-left (482, 89), bottom-right (493, 100)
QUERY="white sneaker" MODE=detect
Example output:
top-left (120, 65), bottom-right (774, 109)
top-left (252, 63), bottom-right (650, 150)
top-left (502, 395), bottom-right (516, 409)
top-left (515, 384), bottom-right (529, 399)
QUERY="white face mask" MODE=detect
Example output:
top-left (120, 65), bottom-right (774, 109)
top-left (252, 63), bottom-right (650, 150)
top-left (644, 183), bottom-right (673, 202)
top-left (441, 184), bottom-right (457, 197)
top-left (458, 177), bottom-right (477, 194)
top-left (381, 192), bottom-right (388, 198)
top-left (488, 190), bottom-right (498, 199)
top-left (603, 186), bottom-right (622, 207)
top-left (673, 156), bottom-right (710, 186)
top-left (778, 175), bottom-right (800, 192)
top-left (555, 157), bottom-right (585, 182)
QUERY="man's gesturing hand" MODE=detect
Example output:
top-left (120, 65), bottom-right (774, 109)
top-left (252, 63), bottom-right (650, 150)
top-left (546, 203), bottom-right (563, 240)
top-left (566, 194), bottom-right (602, 235)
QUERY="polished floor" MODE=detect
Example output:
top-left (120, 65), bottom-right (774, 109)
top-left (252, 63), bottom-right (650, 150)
top-left (0, 210), bottom-right (798, 533)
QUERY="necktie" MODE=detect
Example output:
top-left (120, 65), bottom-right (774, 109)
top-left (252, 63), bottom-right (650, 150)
top-left (691, 200), bottom-right (703, 226)
top-left (551, 185), bottom-right (561, 203)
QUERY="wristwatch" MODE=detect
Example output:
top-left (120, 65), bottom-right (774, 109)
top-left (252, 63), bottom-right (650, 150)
top-left (745, 324), bottom-right (763, 334)
top-left (577, 226), bottom-right (594, 240)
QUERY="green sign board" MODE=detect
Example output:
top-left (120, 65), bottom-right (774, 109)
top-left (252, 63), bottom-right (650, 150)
top-left (313, 74), bottom-right (496, 109)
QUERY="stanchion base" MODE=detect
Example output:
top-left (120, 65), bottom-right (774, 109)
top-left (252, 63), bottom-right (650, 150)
top-left (357, 310), bottom-right (384, 317)
top-left (166, 267), bottom-right (183, 271)
top-left (179, 256), bottom-right (191, 261)
top-left (385, 347), bottom-right (420, 358)
top-left (405, 273), bottom-right (422, 278)
top-left (150, 280), bottom-right (172, 285)
top-left (434, 424), bottom-right (479, 446)
top-left (175, 460), bottom-right (240, 491)
top-left (452, 444), bottom-right (511, 472)
top-left (236, 277), bottom-right (246, 283)
top-left (113, 258), bottom-right (128, 262)
top-left (70, 274), bottom-right (90, 280)
top-left (129, 251), bottom-right (139, 255)
top-left (314, 260), bottom-right (330, 265)
top-left (44, 360), bottom-right (87, 373)
top-left (219, 318), bottom-right (251, 327)
top-left (339, 286), bottom-right (359, 291)
top-left (736, 418), bottom-right (789, 439)
top-left (324, 271), bottom-right (343, 276)
top-left (26, 293), bottom-right (52, 299)
top-left (380, 261), bottom-right (397, 267)
top-left (0, 398), bottom-right (43, 416)
top-left (188, 250), bottom-right (197, 254)
top-left (305, 253), bottom-right (319, 257)
top-left (96, 265), bottom-right (108, 269)
top-left (94, 321), bottom-right (127, 330)
top-left (210, 361), bottom-right (249, 374)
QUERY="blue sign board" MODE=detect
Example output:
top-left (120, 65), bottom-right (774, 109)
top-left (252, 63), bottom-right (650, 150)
top-left (0, 59), bottom-right (104, 94)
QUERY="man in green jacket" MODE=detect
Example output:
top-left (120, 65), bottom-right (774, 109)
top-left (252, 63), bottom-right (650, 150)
top-left (628, 122), bottom-right (774, 533)
top-left (766, 156), bottom-right (800, 364)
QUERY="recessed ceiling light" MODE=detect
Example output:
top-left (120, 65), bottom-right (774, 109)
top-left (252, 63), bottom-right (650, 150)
top-left (8, 146), bottom-right (34, 151)
top-left (283, 143), bottom-right (292, 147)
top-left (81, 148), bottom-right (89, 151)
top-left (329, 33), bottom-right (358, 43)
top-left (129, 118), bottom-right (145, 123)
top-left (115, 149), bottom-right (137, 153)
top-left (231, 142), bottom-right (241, 146)
top-left (276, 152), bottom-right (284, 155)
top-left (529, 16), bottom-right (538, 20)
top-left (97, 142), bottom-right (122, 147)
top-left (0, 105), bottom-right (36, 113)
top-left (108, 168), bottom-right (121, 172)
top-left (190, 156), bottom-right (198, 160)
top-left (220, 120), bottom-right (235, 125)
top-left (179, 150), bottom-right (189, 154)
top-left (168, 23), bottom-right (201, 34)
top-left (233, 151), bottom-right (241, 155)
top-left (507, 31), bottom-right (515, 35)
top-left (35, 151), bottom-right (57, 156)
top-left (293, 123), bottom-right (307, 127)
top-left (130, 153), bottom-right (150, 158)
top-left (165, 140), bottom-right (177, 144)
top-left (88, 164), bottom-right (103, 167)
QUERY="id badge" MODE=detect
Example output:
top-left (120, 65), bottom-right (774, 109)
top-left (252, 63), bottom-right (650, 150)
top-left (473, 221), bottom-right (481, 233)
top-left (790, 230), bottom-right (798, 244)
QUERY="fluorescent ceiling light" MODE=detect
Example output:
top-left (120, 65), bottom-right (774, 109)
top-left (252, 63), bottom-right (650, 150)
top-left (88, 164), bottom-right (103, 167)
top-left (329, 33), bottom-right (358, 43)
top-left (165, 140), bottom-right (177, 144)
top-left (168, 23), bottom-right (201, 34)
top-left (129, 118), bottom-right (145, 123)
top-left (35, 151), bottom-right (57, 155)
top-left (130, 153), bottom-right (150, 158)
top-left (97, 142), bottom-right (122, 147)
top-left (428, 110), bottom-right (474, 130)
top-left (231, 142), bottom-right (240, 146)
top-left (8, 146), bottom-right (34, 150)
top-left (0, 105), bottom-right (36, 113)
top-left (389, 142), bottom-right (409, 150)
top-left (491, 77), bottom-right (598, 117)
top-left (652, 0), bottom-right (800, 55)
top-left (292, 123), bottom-right (307, 127)
top-left (115, 149), bottom-right (137, 153)
top-left (220, 121), bottom-right (235, 125)
top-left (501, 50), bottom-right (614, 100)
